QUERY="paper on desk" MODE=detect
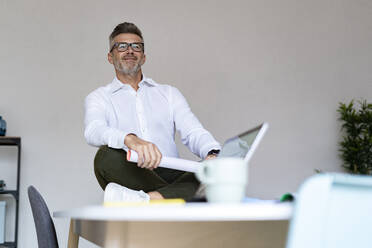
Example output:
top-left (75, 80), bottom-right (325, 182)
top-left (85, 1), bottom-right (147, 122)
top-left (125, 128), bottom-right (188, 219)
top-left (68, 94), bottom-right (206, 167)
top-left (127, 150), bottom-right (201, 173)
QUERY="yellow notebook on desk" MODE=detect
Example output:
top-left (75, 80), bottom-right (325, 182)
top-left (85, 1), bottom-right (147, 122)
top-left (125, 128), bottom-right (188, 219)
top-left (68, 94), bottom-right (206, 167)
top-left (104, 198), bottom-right (186, 207)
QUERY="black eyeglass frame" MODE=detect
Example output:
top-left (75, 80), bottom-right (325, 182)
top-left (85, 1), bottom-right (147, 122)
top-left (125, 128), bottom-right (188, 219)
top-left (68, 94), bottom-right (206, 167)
top-left (110, 42), bottom-right (145, 53)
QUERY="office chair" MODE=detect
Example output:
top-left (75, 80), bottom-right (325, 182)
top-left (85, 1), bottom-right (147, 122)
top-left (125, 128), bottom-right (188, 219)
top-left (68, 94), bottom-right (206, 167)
top-left (28, 186), bottom-right (59, 248)
top-left (286, 173), bottom-right (372, 248)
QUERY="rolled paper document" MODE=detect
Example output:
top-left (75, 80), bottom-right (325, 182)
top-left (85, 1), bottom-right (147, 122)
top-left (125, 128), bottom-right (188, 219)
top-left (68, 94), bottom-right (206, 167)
top-left (127, 150), bottom-right (201, 173)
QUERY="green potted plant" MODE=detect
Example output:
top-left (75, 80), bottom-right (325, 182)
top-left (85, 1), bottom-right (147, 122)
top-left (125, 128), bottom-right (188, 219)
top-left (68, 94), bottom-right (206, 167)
top-left (338, 99), bottom-right (372, 174)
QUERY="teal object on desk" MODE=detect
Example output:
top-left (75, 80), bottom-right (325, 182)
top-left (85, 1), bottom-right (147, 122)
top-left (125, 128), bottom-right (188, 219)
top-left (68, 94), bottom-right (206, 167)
top-left (286, 173), bottom-right (372, 248)
top-left (0, 116), bottom-right (6, 136)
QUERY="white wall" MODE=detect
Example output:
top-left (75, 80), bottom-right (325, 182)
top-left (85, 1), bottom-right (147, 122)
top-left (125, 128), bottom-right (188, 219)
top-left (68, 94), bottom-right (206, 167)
top-left (0, 0), bottom-right (371, 247)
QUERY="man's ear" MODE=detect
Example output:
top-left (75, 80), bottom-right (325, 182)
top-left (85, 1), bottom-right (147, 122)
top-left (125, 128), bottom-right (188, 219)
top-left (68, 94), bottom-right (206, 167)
top-left (108, 52), bottom-right (113, 65)
top-left (141, 54), bottom-right (146, 66)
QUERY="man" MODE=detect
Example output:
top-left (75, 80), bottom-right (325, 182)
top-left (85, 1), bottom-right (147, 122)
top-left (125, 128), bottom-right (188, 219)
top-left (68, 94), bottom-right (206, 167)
top-left (84, 22), bottom-right (221, 202)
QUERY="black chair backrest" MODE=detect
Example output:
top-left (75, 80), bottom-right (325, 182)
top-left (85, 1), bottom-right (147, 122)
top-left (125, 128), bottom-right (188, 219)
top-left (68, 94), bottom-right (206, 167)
top-left (28, 186), bottom-right (59, 248)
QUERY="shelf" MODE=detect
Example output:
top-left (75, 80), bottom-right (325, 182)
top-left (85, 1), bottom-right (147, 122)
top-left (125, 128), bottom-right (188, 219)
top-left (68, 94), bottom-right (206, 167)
top-left (0, 242), bottom-right (16, 247)
top-left (0, 191), bottom-right (18, 200)
top-left (0, 137), bottom-right (20, 146)
top-left (0, 137), bottom-right (21, 247)
top-left (0, 191), bottom-right (18, 194)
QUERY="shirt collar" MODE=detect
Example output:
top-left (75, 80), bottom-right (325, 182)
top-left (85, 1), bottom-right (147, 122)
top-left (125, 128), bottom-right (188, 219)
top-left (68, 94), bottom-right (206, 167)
top-left (110, 74), bottom-right (157, 94)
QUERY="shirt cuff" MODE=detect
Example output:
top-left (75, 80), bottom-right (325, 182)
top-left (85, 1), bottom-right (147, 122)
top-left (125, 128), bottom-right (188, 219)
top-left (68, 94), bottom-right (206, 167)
top-left (106, 130), bottom-right (137, 151)
top-left (200, 143), bottom-right (222, 159)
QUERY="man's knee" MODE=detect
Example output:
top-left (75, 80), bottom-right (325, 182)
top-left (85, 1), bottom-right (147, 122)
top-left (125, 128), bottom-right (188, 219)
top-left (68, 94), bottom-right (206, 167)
top-left (93, 145), bottom-right (169, 192)
top-left (94, 145), bottom-right (126, 172)
top-left (93, 146), bottom-right (128, 189)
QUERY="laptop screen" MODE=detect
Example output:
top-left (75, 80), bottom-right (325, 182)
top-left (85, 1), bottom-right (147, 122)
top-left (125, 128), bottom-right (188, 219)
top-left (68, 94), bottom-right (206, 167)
top-left (218, 123), bottom-right (267, 162)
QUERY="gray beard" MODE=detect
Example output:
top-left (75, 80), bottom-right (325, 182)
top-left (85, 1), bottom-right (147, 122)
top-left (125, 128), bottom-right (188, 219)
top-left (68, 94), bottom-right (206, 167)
top-left (115, 61), bottom-right (141, 76)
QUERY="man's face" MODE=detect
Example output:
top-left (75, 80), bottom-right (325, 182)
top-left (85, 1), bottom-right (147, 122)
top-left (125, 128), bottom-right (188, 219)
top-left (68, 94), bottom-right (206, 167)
top-left (108, 33), bottom-right (146, 76)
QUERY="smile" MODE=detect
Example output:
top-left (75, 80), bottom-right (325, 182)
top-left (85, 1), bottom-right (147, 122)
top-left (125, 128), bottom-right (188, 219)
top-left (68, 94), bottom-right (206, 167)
top-left (123, 57), bottom-right (137, 61)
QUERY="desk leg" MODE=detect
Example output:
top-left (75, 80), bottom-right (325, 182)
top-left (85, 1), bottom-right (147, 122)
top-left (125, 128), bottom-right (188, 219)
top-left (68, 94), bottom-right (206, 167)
top-left (68, 220), bottom-right (79, 248)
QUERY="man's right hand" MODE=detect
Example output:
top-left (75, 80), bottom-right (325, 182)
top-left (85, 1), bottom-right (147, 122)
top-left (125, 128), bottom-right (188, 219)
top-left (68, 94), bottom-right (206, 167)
top-left (124, 134), bottom-right (162, 170)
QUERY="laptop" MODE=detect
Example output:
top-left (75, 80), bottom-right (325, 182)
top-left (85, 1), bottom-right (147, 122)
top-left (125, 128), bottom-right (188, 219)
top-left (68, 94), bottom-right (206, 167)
top-left (127, 122), bottom-right (269, 172)
top-left (218, 122), bottom-right (269, 163)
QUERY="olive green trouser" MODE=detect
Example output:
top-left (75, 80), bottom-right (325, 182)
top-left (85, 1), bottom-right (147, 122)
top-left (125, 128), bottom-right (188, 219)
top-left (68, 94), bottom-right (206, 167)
top-left (94, 145), bottom-right (200, 201)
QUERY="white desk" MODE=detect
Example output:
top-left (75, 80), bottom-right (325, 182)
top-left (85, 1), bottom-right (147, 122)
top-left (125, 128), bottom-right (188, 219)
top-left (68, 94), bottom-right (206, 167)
top-left (54, 202), bottom-right (293, 248)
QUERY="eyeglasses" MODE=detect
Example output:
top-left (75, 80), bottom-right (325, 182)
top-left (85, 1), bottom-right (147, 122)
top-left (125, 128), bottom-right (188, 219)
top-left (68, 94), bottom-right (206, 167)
top-left (110, 42), bottom-right (144, 53)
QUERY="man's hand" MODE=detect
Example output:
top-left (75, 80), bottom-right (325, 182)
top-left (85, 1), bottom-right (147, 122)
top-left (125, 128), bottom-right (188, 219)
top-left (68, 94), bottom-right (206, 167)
top-left (204, 154), bottom-right (218, 160)
top-left (124, 134), bottom-right (162, 170)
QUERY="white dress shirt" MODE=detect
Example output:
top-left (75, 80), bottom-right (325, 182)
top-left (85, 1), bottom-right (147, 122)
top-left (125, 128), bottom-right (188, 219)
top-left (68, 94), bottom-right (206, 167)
top-left (84, 76), bottom-right (221, 159)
